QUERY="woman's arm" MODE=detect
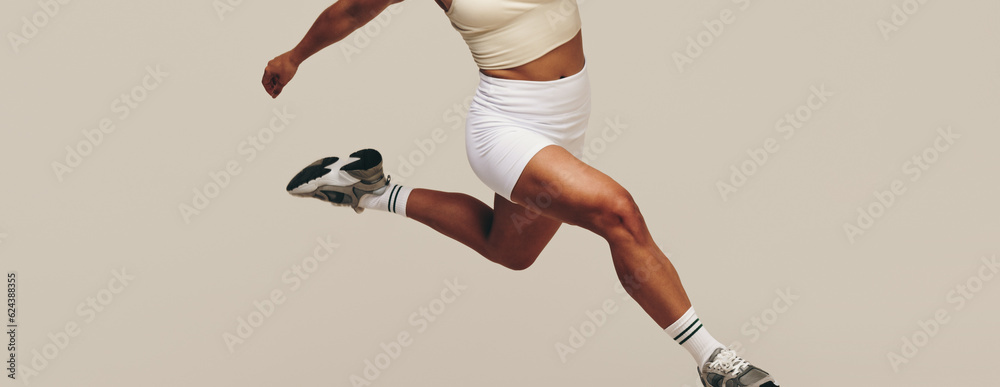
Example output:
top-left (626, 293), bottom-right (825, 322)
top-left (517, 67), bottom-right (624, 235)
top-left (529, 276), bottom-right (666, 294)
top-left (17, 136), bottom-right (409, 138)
top-left (262, 0), bottom-right (403, 98)
top-left (289, 0), bottom-right (402, 65)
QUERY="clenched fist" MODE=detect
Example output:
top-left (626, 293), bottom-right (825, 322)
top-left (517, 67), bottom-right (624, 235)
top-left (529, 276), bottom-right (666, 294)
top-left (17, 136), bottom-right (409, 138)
top-left (262, 52), bottom-right (299, 98)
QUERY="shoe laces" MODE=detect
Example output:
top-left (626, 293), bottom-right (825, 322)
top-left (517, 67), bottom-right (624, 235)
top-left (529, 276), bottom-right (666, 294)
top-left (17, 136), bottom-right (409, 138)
top-left (708, 348), bottom-right (750, 376)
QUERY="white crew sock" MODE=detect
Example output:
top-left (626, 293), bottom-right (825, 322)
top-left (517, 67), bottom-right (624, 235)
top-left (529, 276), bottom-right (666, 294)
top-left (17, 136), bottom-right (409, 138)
top-left (664, 307), bottom-right (725, 366)
top-left (358, 184), bottom-right (412, 217)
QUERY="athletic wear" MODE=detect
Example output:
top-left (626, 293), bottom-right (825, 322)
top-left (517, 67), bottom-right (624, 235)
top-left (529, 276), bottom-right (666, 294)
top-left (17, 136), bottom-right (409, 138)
top-left (358, 184), bottom-right (412, 217)
top-left (465, 63), bottom-right (590, 201)
top-left (445, 0), bottom-right (582, 70)
top-left (286, 149), bottom-right (389, 214)
top-left (664, 307), bottom-right (726, 366)
top-left (699, 348), bottom-right (779, 387)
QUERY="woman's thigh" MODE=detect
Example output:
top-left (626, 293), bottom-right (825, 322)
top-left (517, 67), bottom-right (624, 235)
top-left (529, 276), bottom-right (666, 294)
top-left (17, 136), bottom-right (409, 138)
top-left (509, 144), bottom-right (633, 231)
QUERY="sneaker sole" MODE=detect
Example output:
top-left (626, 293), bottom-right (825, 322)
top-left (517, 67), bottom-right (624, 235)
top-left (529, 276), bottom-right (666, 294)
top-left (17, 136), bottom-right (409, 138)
top-left (286, 149), bottom-right (388, 212)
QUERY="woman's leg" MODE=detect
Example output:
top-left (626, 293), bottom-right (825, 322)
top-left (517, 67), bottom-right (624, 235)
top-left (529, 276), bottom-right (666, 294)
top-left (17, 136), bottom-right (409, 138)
top-left (508, 145), bottom-right (692, 327)
top-left (397, 147), bottom-right (775, 382)
top-left (404, 143), bottom-right (690, 326)
top-left (406, 190), bottom-right (563, 271)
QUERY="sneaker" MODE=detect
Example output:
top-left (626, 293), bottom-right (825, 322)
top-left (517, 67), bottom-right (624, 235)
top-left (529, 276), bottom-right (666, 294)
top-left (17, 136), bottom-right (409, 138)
top-left (698, 348), bottom-right (779, 387)
top-left (286, 148), bottom-right (389, 214)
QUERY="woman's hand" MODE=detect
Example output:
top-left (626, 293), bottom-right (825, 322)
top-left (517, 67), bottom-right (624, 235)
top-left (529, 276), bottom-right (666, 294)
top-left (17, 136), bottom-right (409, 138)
top-left (262, 52), bottom-right (299, 98)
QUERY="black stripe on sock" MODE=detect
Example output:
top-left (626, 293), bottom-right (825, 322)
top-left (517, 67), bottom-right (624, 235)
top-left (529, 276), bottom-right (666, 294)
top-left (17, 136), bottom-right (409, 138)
top-left (384, 186), bottom-right (392, 212)
top-left (673, 318), bottom-right (700, 341)
top-left (386, 186), bottom-right (399, 213)
top-left (390, 186), bottom-right (402, 214)
top-left (678, 323), bottom-right (703, 345)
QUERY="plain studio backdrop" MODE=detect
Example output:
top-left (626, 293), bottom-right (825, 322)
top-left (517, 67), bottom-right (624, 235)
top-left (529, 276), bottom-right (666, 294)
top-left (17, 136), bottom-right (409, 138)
top-left (2, 0), bottom-right (998, 386)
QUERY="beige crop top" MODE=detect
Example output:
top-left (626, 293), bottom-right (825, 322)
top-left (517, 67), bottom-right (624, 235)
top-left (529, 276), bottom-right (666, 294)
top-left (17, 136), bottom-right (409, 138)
top-left (445, 0), bottom-right (582, 70)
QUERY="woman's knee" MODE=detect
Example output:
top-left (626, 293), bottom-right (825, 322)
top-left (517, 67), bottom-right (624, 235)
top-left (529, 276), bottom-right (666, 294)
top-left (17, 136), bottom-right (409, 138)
top-left (582, 188), bottom-right (646, 241)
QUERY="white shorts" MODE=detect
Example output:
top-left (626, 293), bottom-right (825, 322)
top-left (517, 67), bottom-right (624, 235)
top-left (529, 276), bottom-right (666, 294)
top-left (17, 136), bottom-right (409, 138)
top-left (465, 64), bottom-right (591, 201)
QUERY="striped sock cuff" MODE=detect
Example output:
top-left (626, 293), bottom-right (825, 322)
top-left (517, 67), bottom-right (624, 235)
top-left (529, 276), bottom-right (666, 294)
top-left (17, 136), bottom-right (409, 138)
top-left (664, 307), bottom-right (725, 366)
top-left (385, 185), bottom-right (411, 217)
top-left (664, 307), bottom-right (697, 337)
top-left (358, 184), bottom-right (412, 217)
top-left (674, 318), bottom-right (704, 345)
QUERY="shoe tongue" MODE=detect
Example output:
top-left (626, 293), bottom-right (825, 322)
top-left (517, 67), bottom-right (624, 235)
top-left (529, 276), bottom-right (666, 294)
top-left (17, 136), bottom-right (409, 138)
top-left (708, 347), bottom-right (725, 362)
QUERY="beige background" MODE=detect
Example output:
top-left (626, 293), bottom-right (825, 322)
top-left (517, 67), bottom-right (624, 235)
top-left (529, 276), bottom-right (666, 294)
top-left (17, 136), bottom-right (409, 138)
top-left (2, 0), bottom-right (998, 386)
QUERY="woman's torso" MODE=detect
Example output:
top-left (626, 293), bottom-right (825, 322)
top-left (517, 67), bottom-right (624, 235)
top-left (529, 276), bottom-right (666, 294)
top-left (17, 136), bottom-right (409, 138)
top-left (435, 0), bottom-right (586, 81)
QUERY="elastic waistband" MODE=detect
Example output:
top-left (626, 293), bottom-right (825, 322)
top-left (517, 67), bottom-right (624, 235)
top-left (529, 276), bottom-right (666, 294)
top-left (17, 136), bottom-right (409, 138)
top-left (471, 62), bottom-right (590, 120)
